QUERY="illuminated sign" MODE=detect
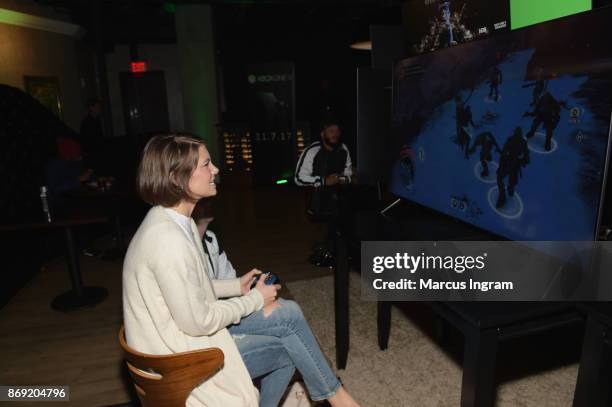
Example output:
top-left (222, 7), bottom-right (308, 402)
top-left (130, 61), bottom-right (147, 73)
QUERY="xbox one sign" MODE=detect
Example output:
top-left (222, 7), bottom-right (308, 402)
top-left (248, 73), bottom-right (292, 84)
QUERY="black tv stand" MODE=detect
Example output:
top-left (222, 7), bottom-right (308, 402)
top-left (332, 198), bottom-right (585, 406)
top-left (371, 202), bottom-right (583, 407)
top-left (377, 301), bottom-right (581, 407)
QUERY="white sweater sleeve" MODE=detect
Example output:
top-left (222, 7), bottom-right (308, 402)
top-left (212, 278), bottom-right (241, 298)
top-left (342, 144), bottom-right (353, 182)
top-left (146, 236), bottom-right (263, 337)
top-left (294, 145), bottom-right (322, 187)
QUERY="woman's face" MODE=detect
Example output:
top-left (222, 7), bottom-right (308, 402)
top-left (188, 145), bottom-right (219, 199)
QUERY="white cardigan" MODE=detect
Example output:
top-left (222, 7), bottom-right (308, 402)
top-left (122, 205), bottom-right (263, 406)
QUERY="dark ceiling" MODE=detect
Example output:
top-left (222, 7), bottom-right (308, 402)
top-left (34, 0), bottom-right (403, 48)
top-left (33, 0), bottom-right (403, 133)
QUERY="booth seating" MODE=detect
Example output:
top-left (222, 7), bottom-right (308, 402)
top-left (118, 326), bottom-right (224, 407)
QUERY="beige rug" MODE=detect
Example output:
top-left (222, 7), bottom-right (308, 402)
top-left (286, 274), bottom-right (578, 407)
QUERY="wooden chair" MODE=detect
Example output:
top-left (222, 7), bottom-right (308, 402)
top-left (118, 326), bottom-right (224, 407)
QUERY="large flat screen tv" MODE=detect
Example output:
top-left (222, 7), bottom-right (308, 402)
top-left (390, 7), bottom-right (612, 241)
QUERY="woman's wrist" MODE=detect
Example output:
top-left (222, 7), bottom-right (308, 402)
top-left (246, 288), bottom-right (265, 311)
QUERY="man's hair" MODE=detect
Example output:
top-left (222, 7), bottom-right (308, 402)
top-left (137, 134), bottom-right (205, 207)
top-left (319, 116), bottom-right (340, 132)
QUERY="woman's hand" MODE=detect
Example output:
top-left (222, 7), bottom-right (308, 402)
top-left (255, 273), bottom-right (281, 308)
top-left (240, 269), bottom-right (262, 295)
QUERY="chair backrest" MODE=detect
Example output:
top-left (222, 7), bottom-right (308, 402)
top-left (118, 326), bottom-right (224, 407)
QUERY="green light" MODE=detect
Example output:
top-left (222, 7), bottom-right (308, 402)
top-left (510, 0), bottom-right (591, 30)
top-left (276, 179), bottom-right (288, 185)
top-left (163, 2), bottom-right (177, 13)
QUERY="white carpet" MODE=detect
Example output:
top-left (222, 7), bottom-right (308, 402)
top-left (286, 274), bottom-right (578, 407)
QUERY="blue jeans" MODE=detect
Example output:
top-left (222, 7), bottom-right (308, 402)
top-left (229, 299), bottom-right (341, 406)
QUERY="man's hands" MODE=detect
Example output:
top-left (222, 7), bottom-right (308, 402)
top-left (324, 174), bottom-right (348, 186)
top-left (79, 168), bottom-right (94, 183)
top-left (325, 174), bottom-right (339, 186)
top-left (240, 269), bottom-right (261, 295)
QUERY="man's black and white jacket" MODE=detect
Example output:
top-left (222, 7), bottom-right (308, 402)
top-left (294, 141), bottom-right (352, 187)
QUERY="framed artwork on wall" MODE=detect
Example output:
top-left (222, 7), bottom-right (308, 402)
top-left (24, 76), bottom-right (63, 118)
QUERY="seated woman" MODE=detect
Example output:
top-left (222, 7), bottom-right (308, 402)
top-left (123, 134), bottom-right (360, 407)
top-left (192, 200), bottom-right (359, 406)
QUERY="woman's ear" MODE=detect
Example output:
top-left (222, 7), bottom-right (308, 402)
top-left (169, 171), bottom-right (180, 188)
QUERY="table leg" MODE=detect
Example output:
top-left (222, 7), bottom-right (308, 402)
top-left (573, 316), bottom-right (612, 407)
top-left (434, 316), bottom-right (449, 345)
top-left (102, 215), bottom-right (127, 260)
top-left (461, 327), bottom-right (498, 407)
top-left (51, 226), bottom-right (108, 312)
top-left (377, 302), bottom-right (391, 350)
top-left (334, 232), bottom-right (349, 370)
top-left (65, 226), bottom-right (83, 297)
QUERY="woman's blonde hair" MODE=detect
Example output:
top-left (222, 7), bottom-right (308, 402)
top-left (137, 134), bottom-right (206, 207)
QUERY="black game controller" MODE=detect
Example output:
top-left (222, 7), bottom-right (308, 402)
top-left (251, 272), bottom-right (281, 289)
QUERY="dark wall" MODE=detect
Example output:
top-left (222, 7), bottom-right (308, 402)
top-left (214, 4), bottom-right (400, 157)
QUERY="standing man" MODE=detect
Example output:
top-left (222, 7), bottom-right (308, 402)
top-left (455, 94), bottom-right (476, 159)
top-left (496, 127), bottom-right (530, 209)
top-left (488, 66), bottom-right (503, 102)
top-left (295, 117), bottom-right (353, 266)
top-left (468, 131), bottom-right (501, 178)
top-left (523, 91), bottom-right (562, 151)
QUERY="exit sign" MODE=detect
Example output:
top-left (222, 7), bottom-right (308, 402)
top-left (130, 61), bottom-right (147, 73)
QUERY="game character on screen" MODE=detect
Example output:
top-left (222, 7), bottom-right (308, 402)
top-left (523, 91), bottom-right (563, 151)
top-left (451, 7), bottom-right (473, 41)
top-left (468, 131), bottom-right (501, 177)
top-left (496, 127), bottom-right (530, 209)
top-left (522, 68), bottom-right (548, 107)
top-left (438, 2), bottom-right (472, 48)
top-left (439, 2), bottom-right (456, 46)
top-left (454, 94), bottom-right (476, 159)
top-left (488, 66), bottom-right (503, 102)
top-left (415, 2), bottom-right (471, 53)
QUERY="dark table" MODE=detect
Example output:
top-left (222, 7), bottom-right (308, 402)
top-left (0, 215), bottom-right (110, 312)
top-left (65, 187), bottom-right (129, 257)
top-left (332, 199), bottom-right (587, 406)
top-left (378, 301), bottom-right (582, 407)
top-left (334, 232), bottom-right (350, 369)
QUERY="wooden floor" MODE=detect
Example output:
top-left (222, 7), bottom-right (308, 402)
top-left (0, 174), bottom-right (332, 406)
